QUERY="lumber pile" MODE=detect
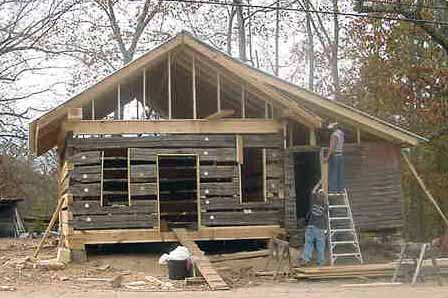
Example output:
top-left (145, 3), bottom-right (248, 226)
top-left (209, 250), bottom-right (269, 263)
top-left (293, 264), bottom-right (396, 280)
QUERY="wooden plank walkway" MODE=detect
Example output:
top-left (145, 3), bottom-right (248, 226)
top-left (172, 228), bottom-right (229, 290)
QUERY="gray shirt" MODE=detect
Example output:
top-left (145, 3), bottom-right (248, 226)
top-left (307, 194), bottom-right (327, 230)
top-left (331, 129), bottom-right (344, 154)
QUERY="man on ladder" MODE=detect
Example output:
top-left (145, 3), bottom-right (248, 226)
top-left (324, 122), bottom-right (345, 193)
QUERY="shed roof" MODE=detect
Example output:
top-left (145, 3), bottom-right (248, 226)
top-left (29, 31), bottom-right (426, 155)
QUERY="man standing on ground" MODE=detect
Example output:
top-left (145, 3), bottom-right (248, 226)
top-left (324, 122), bottom-right (345, 193)
top-left (301, 190), bottom-right (327, 266)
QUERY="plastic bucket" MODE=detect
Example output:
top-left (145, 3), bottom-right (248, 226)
top-left (167, 259), bottom-right (192, 280)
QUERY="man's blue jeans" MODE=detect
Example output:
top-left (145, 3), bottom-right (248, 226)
top-left (303, 225), bottom-right (326, 265)
top-left (329, 154), bottom-right (344, 192)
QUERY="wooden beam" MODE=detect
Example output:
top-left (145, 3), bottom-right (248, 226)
top-left (67, 108), bottom-right (82, 121)
top-left (205, 109), bottom-right (235, 120)
top-left (356, 128), bottom-right (361, 144)
top-left (91, 100), bottom-right (95, 120)
top-left (217, 72), bottom-right (221, 112)
top-left (181, 43), bottom-right (322, 128)
top-left (192, 55), bottom-right (197, 119)
top-left (401, 151), bottom-right (448, 228)
top-left (310, 128), bottom-right (317, 146)
top-left (66, 225), bottom-right (283, 246)
top-left (143, 68), bottom-right (147, 119)
top-left (64, 119), bottom-right (282, 135)
top-left (236, 135), bottom-right (244, 164)
top-left (241, 85), bottom-right (246, 118)
top-left (117, 84), bottom-right (121, 119)
top-left (168, 53), bottom-right (172, 119)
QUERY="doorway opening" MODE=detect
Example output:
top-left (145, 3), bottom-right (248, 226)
top-left (157, 155), bottom-right (198, 231)
top-left (293, 151), bottom-right (321, 223)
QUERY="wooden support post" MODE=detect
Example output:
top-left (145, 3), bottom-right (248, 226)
top-left (168, 53), bottom-right (172, 119)
top-left (265, 102), bottom-right (269, 119)
top-left (401, 151), bottom-right (448, 228)
top-left (310, 128), bottom-right (317, 146)
top-left (282, 121), bottom-right (287, 149)
top-left (192, 55), bottom-right (197, 119)
top-left (117, 84), bottom-right (121, 120)
top-left (34, 195), bottom-right (68, 258)
top-left (241, 85), bottom-right (246, 118)
top-left (91, 100), bottom-right (95, 120)
top-left (143, 68), bottom-right (147, 119)
top-left (217, 73), bottom-right (221, 112)
top-left (356, 128), bottom-right (361, 144)
top-left (67, 108), bottom-right (82, 121)
top-left (288, 124), bottom-right (294, 147)
top-left (320, 149), bottom-right (329, 194)
top-left (236, 135), bottom-right (244, 164)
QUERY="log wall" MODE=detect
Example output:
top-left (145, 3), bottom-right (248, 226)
top-left (344, 143), bottom-right (403, 231)
top-left (63, 134), bottom-right (284, 230)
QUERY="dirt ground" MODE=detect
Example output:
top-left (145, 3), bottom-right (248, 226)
top-left (1, 238), bottom-right (447, 298)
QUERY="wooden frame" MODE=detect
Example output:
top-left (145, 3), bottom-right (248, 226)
top-left (156, 153), bottom-right (201, 230)
top-left (239, 147), bottom-right (268, 205)
top-left (64, 119), bottom-right (282, 135)
top-left (65, 225), bottom-right (283, 248)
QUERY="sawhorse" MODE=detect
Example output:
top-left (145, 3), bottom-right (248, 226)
top-left (392, 242), bottom-right (442, 285)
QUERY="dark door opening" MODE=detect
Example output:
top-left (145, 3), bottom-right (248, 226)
top-left (293, 151), bottom-right (321, 223)
top-left (158, 155), bottom-right (198, 231)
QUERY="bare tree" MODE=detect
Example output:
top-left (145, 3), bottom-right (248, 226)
top-left (0, 0), bottom-right (79, 147)
top-left (95, 0), bottom-right (164, 64)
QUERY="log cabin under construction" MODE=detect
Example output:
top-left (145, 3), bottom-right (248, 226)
top-left (29, 32), bottom-right (426, 261)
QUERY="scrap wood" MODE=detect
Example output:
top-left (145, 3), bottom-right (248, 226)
top-left (209, 249), bottom-right (269, 263)
top-left (341, 282), bottom-right (402, 288)
top-left (144, 276), bottom-right (174, 289)
top-left (0, 286), bottom-right (16, 291)
top-left (293, 263), bottom-right (395, 274)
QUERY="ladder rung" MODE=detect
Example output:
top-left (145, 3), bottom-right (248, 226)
top-left (333, 253), bottom-right (361, 257)
top-left (332, 241), bottom-right (357, 245)
top-left (330, 228), bottom-right (355, 233)
top-left (329, 205), bottom-right (348, 209)
top-left (329, 217), bottom-right (350, 220)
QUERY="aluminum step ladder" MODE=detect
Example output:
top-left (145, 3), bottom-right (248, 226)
top-left (327, 189), bottom-right (363, 265)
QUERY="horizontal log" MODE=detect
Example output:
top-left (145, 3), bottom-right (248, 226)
top-left (200, 182), bottom-right (239, 197)
top-left (129, 183), bottom-right (157, 196)
top-left (70, 172), bottom-right (101, 183)
top-left (64, 119), bottom-right (282, 135)
top-left (68, 151), bottom-right (101, 165)
top-left (201, 210), bottom-right (280, 226)
top-left (130, 148), bottom-right (236, 162)
top-left (129, 164), bottom-right (157, 180)
top-left (242, 135), bottom-right (282, 148)
top-left (68, 135), bottom-right (236, 150)
top-left (70, 200), bottom-right (157, 215)
top-left (70, 183), bottom-right (101, 197)
top-left (70, 213), bottom-right (157, 230)
top-left (73, 165), bottom-right (102, 174)
top-left (201, 198), bottom-right (282, 211)
top-left (200, 166), bottom-right (238, 179)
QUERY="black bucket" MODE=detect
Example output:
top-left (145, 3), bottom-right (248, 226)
top-left (167, 259), bottom-right (192, 280)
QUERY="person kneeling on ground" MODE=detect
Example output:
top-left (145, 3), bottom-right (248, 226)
top-left (301, 190), bottom-right (327, 266)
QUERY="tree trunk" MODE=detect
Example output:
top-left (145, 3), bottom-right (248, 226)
top-left (305, 0), bottom-right (314, 91)
top-left (331, 0), bottom-right (340, 99)
top-left (235, 0), bottom-right (246, 61)
top-left (274, 0), bottom-right (280, 76)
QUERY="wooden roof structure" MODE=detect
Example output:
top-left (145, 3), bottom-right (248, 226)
top-left (29, 31), bottom-right (426, 155)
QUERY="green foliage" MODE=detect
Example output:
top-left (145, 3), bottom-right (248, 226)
top-left (0, 154), bottom-right (57, 232)
top-left (344, 18), bottom-right (448, 240)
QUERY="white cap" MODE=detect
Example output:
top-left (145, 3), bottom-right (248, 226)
top-left (327, 122), bottom-right (338, 129)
